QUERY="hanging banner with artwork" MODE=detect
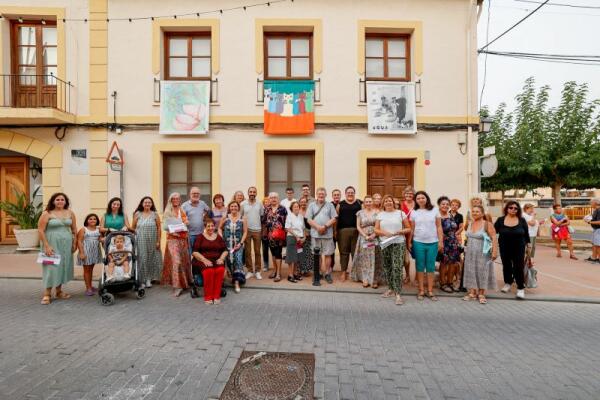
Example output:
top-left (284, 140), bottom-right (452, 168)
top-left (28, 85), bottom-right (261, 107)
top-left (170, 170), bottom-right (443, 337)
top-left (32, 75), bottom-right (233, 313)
top-left (263, 80), bottom-right (315, 135)
top-left (159, 81), bottom-right (210, 134)
top-left (367, 81), bottom-right (417, 134)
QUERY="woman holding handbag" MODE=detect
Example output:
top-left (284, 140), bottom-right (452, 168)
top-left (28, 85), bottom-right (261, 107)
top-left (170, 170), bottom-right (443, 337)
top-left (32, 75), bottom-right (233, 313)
top-left (463, 205), bottom-right (498, 304)
top-left (285, 201), bottom-right (305, 282)
top-left (495, 201), bottom-right (530, 299)
top-left (264, 192), bottom-right (287, 282)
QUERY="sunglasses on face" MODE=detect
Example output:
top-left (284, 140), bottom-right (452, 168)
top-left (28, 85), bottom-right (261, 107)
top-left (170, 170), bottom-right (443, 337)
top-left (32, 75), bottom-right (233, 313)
top-left (508, 206), bottom-right (518, 210)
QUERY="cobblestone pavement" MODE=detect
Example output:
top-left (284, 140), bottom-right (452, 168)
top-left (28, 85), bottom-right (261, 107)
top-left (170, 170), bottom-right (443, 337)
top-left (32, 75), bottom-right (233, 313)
top-left (1, 279), bottom-right (599, 400)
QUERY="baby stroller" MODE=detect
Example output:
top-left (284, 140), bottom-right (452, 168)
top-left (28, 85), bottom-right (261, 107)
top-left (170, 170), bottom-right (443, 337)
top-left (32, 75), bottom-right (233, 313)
top-left (98, 230), bottom-right (145, 306)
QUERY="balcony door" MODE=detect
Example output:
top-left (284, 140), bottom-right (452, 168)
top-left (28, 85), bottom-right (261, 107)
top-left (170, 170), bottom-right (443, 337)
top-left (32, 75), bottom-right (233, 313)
top-left (11, 20), bottom-right (57, 108)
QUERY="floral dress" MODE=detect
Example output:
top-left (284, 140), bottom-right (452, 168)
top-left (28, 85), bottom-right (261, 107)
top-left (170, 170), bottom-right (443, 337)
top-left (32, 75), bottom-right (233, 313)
top-left (263, 205), bottom-right (287, 247)
top-left (351, 210), bottom-right (378, 284)
top-left (441, 216), bottom-right (461, 264)
top-left (161, 209), bottom-right (192, 289)
top-left (222, 217), bottom-right (245, 284)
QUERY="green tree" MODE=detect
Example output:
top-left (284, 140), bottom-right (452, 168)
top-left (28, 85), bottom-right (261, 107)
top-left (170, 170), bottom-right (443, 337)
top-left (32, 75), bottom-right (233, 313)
top-left (481, 78), bottom-right (600, 202)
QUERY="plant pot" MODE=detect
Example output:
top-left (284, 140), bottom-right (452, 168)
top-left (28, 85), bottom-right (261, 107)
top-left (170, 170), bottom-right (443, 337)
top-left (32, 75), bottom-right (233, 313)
top-left (13, 228), bottom-right (40, 250)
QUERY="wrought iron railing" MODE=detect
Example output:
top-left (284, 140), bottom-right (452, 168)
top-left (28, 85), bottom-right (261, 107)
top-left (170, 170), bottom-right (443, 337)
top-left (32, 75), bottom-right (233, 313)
top-left (153, 78), bottom-right (219, 103)
top-left (0, 74), bottom-right (74, 113)
top-left (256, 78), bottom-right (321, 103)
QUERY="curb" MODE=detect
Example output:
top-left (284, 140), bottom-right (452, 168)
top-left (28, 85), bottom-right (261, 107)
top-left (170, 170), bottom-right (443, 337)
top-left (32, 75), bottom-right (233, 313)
top-left (2, 276), bottom-right (600, 305)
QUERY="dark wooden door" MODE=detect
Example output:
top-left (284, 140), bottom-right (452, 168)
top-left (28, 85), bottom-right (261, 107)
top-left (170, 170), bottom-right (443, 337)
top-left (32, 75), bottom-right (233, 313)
top-left (0, 157), bottom-right (29, 244)
top-left (367, 159), bottom-right (414, 198)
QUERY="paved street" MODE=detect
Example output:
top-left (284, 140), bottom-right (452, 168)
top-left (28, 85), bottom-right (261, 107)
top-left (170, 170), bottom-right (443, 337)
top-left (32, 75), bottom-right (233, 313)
top-left (1, 279), bottom-right (599, 400)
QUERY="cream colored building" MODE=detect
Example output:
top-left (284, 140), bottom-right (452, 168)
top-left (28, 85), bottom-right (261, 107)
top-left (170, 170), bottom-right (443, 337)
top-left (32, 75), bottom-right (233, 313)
top-left (0, 0), bottom-right (482, 243)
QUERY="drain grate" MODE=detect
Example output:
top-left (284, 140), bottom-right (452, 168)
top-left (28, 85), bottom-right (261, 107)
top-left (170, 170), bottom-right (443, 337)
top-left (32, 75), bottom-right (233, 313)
top-left (220, 351), bottom-right (315, 400)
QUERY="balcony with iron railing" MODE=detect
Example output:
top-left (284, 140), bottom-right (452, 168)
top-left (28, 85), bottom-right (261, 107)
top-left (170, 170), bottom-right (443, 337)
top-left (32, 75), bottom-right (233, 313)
top-left (0, 73), bottom-right (75, 125)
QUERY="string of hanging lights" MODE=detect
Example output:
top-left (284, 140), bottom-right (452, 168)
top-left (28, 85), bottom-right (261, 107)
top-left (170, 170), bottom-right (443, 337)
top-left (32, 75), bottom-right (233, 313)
top-left (1, 0), bottom-right (294, 23)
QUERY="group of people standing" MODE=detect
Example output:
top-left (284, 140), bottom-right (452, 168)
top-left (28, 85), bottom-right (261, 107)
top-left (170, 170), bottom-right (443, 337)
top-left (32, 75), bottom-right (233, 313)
top-left (38, 183), bottom-right (557, 306)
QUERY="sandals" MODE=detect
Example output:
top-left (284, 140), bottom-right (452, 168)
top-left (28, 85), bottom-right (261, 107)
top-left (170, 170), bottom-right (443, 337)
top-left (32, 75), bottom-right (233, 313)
top-left (294, 274), bottom-right (303, 281)
top-left (403, 276), bottom-right (410, 285)
top-left (362, 281), bottom-right (370, 288)
top-left (395, 295), bottom-right (404, 305)
top-left (463, 294), bottom-right (477, 301)
top-left (287, 276), bottom-right (298, 283)
top-left (478, 295), bottom-right (488, 304)
top-left (372, 282), bottom-right (379, 289)
top-left (55, 291), bottom-right (71, 299)
top-left (441, 285), bottom-right (454, 293)
top-left (204, 300), bottom-right (213, 305)
top-left (426, 292), bottom-right (439, 301)
top-left (269, 272), bottom-right (277, 279)
top-left (274, 275), bottom-right (281, 282)
top-left (417, 292), bottom-right (425, 301)
top-left (570, 254), bottom-right (578, 260)
top-left (213, 299), bottom-right (221, 305)
top-left (381, 290), bottom-right (394, 298)
top-left (41, 295), bottom-right (51, 305)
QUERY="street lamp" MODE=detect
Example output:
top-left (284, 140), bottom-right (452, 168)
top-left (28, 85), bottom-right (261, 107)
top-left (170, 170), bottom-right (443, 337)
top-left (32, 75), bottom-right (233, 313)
top-left (479, 117), bottom-right (493, 134)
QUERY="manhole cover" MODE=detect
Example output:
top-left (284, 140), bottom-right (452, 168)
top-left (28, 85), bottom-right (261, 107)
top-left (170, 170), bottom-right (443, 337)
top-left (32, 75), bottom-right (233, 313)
top-left (220, 351), bottom-right (315, 400)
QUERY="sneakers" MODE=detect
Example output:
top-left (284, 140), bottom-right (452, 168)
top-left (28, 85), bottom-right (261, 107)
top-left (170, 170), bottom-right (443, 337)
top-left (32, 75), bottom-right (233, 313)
top-left (255, 272), bottom-right (263, 280)
top-left (500, 284), bottom-right (512, 293)
top-left (145, 280), bottom-right (152, 288)
top-left (245, 272), bottom-right (255, 280)
top-left (123, 273), bottom-right (131, 280)
top-left (325, 274), bottom-right (333, 284)
top-left (516, 289), bottom-right (525, 299)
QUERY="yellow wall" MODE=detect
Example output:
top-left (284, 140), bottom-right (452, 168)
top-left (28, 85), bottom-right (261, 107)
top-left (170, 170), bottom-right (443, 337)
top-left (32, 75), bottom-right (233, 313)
top-left (358, 149), bottom-right (425, 197)
top-left (0, 130), bottom-right (62, 205)
top-left (88, 0), bottom-right (109, 214)
top-left (255, 140), bottom-right (324, 198)
top-left (151, 142), bottom-right (221, 210)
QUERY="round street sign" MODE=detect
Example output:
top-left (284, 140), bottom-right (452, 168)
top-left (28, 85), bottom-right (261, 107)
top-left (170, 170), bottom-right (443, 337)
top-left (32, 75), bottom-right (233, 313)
top-left (480, 155), bottom-right (498, 178)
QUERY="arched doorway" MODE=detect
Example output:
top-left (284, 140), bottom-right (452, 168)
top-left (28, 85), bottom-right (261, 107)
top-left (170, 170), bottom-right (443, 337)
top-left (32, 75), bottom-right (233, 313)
top-left (0, 130), bottom-right (62, 243)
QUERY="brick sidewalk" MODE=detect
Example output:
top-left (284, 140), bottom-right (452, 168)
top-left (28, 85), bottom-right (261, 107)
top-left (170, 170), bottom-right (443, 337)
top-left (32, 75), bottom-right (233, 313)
top-left (1, 244), bottom-right (599, 301)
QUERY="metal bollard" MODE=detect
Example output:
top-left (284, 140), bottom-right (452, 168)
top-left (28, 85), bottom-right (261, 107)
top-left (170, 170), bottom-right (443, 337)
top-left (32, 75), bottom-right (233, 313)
top-left (312, 247), bottom-right (321, 286)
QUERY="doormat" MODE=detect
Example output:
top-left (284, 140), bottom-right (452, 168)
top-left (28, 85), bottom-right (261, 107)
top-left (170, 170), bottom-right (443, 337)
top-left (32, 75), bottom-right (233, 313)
top-left (220, 351), bottom-right (315, 400)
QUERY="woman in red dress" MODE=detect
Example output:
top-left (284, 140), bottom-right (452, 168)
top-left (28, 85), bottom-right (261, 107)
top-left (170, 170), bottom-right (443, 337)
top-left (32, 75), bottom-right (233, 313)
top-left (192, 220), bottom-right (228, 305)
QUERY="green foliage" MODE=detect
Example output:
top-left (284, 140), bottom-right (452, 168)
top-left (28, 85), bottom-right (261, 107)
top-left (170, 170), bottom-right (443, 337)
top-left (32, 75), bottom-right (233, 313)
top-left (0, 187), bottom-right (43, 229)
top-left (480, 78), bottom-right (600, 197)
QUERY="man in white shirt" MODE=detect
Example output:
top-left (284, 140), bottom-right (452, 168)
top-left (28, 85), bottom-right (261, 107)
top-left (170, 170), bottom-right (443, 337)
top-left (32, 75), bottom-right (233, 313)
top-left (280, 187), bottom-right (296, 213)
top-left (241, 186), bottom-right (264, 279)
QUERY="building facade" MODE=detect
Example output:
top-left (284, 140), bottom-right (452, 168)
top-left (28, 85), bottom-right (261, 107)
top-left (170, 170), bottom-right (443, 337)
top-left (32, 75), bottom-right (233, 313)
top-left (0, 0), bottom-right (481, 243)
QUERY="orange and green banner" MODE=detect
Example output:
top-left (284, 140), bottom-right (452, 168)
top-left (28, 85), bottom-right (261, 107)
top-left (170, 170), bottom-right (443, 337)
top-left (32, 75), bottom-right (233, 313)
top-left (264, 80), bottom-right (315, 135)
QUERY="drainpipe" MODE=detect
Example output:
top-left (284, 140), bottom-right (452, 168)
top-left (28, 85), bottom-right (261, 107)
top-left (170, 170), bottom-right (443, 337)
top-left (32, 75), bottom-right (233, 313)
top-left (466, 0), bottom-right (477, 197)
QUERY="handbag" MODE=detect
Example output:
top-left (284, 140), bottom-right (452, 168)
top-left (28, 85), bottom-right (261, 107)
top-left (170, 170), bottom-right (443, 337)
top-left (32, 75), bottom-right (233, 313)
top-left (272, 227), bottom-right (286, 241)
top-left (526, 267), bottom-right (538, 288)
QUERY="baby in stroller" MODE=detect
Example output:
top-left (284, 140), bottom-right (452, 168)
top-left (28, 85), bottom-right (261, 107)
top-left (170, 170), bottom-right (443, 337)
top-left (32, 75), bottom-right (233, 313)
top-left (106, 235), bottom-right (131, 282)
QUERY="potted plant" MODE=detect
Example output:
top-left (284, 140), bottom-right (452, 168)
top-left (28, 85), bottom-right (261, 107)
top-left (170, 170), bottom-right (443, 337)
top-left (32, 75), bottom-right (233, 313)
top-left (0, 187), bottom-right (43, 250)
